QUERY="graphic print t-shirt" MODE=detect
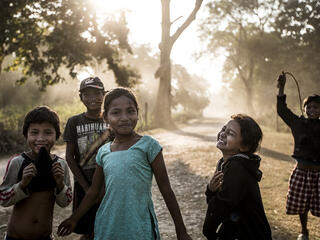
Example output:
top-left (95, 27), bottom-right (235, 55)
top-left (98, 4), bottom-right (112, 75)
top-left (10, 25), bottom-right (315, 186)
top-left (63, 113), bottom-right (107, 170)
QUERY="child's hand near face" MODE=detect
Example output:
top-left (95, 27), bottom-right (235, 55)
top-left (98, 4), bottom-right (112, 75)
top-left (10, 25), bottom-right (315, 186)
top-left (20, 163), bottom-right (37, 190)
top-left (52, 162), bottom-right (65, 192)
top-left (208, 171), bottom-right (223, 192)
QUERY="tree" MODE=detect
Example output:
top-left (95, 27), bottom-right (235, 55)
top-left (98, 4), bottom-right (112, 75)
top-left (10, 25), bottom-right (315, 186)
top-left (153, 0), bottom-right (203, 127)
top-left (171, 64), bottom-right (210, 117)
top-left (124, 44), bottom-right (210, 120)
top-left (199, 0), bottom-right (280, 115)
top-left (0, 0), bottom-right (139, 90)
top-left (275, 0), bottom-right (320, 91)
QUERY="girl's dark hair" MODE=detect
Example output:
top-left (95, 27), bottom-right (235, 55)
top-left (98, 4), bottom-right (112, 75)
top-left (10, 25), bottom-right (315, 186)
top-left (103, 87), bottom-right (139, 113)
top-left (231, 114), bottom-right (263, 154)
top-left (303, 94), bottom-right (320, 108)
top-left (23, 106), bottom-right (61, 140)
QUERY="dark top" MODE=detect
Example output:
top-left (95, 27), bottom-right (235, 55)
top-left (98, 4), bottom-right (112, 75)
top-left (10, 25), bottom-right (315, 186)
top-left (18, 148), bottom-right (57, 192)
top-left (277, 95), bottom-right (320, 165)
top-left (63, 113), bottom-right (107, 179)
top-left (64, 113), bottom-right (107, 234)
top-left (203, 153), bottom-right (272, 240)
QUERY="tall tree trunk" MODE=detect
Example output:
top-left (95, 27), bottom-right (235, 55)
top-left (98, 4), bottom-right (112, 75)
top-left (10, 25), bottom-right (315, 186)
top-left (153, 0), bottom-right (203, 128)
top-left (245, 59), bottom-right (255, 115)
top-left (154, 50), bottom-right (173, 127)
top-left (245, 85), bottom-right (254, 115)
top-left (234, 56), bottom-right (255, 115)
top-left (153, 0), bottom-right (174, 127)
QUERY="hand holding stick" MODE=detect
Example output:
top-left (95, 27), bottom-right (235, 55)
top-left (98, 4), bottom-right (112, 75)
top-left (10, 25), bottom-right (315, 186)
top-left (277, 71), bottom-right (286, 96)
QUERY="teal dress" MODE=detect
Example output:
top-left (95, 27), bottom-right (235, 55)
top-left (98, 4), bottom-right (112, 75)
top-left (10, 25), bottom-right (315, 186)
top-left (95, 135), bottom-right (162, 240)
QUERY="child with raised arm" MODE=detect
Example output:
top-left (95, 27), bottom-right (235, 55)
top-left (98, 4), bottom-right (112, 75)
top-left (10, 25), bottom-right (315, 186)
top-left (63, 76), bottom-right (107, 240)
top-left (58, 87), bottom-right (191, 240)
top-left (0, 106), bottom-right (72, 240)
top-left (202, 114), bottom-right (272, 240)
top-left (277, 73), bottom-right (320, 240)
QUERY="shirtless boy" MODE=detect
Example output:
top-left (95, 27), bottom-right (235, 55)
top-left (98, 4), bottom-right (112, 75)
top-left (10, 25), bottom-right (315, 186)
top-left (0, 106), bottom-right (72, 240)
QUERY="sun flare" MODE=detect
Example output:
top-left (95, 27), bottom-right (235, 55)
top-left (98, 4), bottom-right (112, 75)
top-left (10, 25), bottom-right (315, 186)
top-left (88, 0), bottom-right (131, 14)
top-left (85, 0), bottom-right (223, 93)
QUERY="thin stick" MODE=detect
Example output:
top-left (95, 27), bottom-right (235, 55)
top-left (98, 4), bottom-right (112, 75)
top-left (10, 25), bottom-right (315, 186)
top-left (284, 71), bottom-right (304, 116)
top-left (80, 129), bottom-right (111, 166)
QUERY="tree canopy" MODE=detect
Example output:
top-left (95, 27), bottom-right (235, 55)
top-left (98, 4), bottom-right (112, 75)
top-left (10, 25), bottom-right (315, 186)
top-left (0, 0), bottom-right (140, 89)
top-left (124, 44), bottom-right (210, 119)
top-left (276, 0), bottom-right (320, 88)
top-left (199, 0), bottom-right (320, 116)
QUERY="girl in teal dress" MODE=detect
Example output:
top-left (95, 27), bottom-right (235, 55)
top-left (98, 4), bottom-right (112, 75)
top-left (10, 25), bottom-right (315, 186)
top-left (58, 87), bottom-right (192, 240)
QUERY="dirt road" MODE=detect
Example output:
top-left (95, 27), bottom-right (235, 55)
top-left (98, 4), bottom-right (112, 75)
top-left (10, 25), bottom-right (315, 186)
top-left (0, 117), bottom-right (319, 239)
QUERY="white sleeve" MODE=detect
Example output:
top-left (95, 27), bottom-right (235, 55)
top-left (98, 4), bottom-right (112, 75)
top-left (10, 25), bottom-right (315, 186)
top-left (0, 156), bottom-right (29, 207)
top-left (54, 159), bottom-right (72, 207)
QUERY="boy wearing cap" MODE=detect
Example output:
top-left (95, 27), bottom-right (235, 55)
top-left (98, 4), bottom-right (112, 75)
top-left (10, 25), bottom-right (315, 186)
top-left (63, 77), bottom-right (107, 240)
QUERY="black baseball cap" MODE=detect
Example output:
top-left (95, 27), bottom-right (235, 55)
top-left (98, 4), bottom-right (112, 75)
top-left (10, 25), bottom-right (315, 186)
top-left (79, 77), bottom-right (104, 92)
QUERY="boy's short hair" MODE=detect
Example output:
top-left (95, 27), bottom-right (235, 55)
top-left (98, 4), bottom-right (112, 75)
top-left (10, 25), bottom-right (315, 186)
top-left (79, 77), bottom-right (104, 92)
top-left (303, 94), bottom-right (320, 108)
top-left (231, 114), bottom-right (263, 154)
top-left (23, 106), bottom-right (61, 140)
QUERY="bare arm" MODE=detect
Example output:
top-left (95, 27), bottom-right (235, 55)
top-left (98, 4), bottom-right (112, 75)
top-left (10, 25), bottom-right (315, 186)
top-left (65, 141), bottom-right (90, 191)
top-left (57, 166), bottom-right (104, 236)
top-left (151, 151), bottom-right (192, 240)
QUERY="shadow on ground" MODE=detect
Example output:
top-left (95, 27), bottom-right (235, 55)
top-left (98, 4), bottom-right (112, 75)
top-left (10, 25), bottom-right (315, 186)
top-left (173, 129), bottom-right (217, 142)
top-left (260, 147), bottom-right (293, 162)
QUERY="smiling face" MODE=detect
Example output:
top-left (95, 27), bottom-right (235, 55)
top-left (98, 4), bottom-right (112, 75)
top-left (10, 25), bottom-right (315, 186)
top-left (305, 101), bottom-right (320, 119)
top-left (216, 120), bottom-right (245, 160)
top-left (105, 95), bottom-right (139, 136)
top-left (80, 88), bottom-right (104, 112)
top-left (26, 121), bottom-right (57, 158)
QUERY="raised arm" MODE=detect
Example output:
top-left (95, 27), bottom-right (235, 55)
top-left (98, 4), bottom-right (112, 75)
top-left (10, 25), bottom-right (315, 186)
top-left (277, 72), bottom-right (286, 96)
top-left (276, 72), bottom-right (298, 126)
top-left (151, 151), bottom-right (192, 240)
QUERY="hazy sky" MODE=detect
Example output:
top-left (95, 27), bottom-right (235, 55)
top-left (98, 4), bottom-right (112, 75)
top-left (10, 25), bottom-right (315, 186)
top-left (87, 0), bottom-right (224, 93)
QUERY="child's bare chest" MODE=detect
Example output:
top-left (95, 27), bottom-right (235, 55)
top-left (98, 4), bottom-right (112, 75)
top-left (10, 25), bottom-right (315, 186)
top-left (8, 191), bottom-right (55, 238)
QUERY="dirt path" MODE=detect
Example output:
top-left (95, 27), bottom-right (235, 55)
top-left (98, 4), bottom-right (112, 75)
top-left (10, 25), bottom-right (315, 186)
top-left (0, 118), bottom-right (319, 239)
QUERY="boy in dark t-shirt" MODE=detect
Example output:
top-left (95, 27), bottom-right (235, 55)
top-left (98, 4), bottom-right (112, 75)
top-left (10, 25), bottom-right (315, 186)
top-left (63, 77), bottom-right (107, 240)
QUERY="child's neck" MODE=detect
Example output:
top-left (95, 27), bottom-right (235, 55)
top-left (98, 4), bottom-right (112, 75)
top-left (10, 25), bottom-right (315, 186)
top-left (111, 132), bottom-right (140, 152)
top-left (222, 152), bottom-right (239, 162)
top-left (85, 109), bottom-right (102, 119)
top-left (113, 132), bottom-right (137, 144)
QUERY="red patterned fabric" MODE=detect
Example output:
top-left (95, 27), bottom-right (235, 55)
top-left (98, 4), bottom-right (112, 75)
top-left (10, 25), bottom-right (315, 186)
top-left (286, 167), bottom-right (320, 217)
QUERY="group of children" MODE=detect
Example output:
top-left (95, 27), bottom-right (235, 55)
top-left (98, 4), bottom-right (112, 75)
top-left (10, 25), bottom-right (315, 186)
top-left (0, 73), bottom-right (319, 240)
